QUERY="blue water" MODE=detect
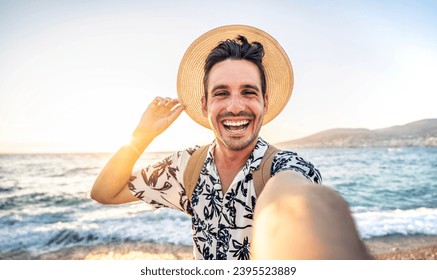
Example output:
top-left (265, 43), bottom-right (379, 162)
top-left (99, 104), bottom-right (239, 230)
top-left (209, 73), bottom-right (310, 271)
top-left (1, 147), bottom-right (436, 256)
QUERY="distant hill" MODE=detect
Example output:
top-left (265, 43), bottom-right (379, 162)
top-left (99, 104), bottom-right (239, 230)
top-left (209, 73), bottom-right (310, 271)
top-left (276, 119), bottom-right (437, 148)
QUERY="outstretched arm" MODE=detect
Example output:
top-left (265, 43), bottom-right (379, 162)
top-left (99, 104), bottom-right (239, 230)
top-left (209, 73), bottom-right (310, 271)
top-left (90, 97), bottom-right (184, 204)
top-left (252, 171), bottom-right (371, 259)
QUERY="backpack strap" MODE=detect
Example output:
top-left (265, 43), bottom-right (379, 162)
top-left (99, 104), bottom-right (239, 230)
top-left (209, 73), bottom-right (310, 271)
top-left (183, 144), bottom-right (280, 199)
top-left (184, 145), bottom-right (209, 199)
top-left (252, 144), bottom-right (280, 197)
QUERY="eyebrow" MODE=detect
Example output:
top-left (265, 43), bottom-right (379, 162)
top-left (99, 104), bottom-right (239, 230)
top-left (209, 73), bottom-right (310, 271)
top-left (210, 84), bottom-right (229, 93)
top-left (242, 84), bottom-right (261, 92)
top-left (210, 84), bottom-right (261, 93)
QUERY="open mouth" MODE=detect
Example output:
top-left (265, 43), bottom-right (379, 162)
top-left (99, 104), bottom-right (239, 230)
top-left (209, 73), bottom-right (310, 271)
top-left (223, 120), bottom-right (250, 133)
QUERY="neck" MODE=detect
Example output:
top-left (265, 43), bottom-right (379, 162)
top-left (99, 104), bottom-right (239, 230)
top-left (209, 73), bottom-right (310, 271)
top-left (214, 138), bottom-right (258, 169)
top-left (213, 139), bottom-right (258, 193)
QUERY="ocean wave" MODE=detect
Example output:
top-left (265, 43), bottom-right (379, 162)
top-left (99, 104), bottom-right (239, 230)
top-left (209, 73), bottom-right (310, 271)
top-left (0, 192), bottom-right (87, 211)
top-left (354, 207), bottom-right (437, 238)
top-left (50, 167), bottom-right (101, 177)
top-left (46, 229), bottom-right (99, 246)
top-left (1, 150), bottom-right (436, 255)
top-left (0, 206), bottom-right (192, 255)
top-left (2, 206), bottom-right (437, 254)
top-left (0, 187), bottom-right (14, 193)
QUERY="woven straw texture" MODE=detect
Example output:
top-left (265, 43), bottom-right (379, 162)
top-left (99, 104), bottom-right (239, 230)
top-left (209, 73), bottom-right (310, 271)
top-left (177, 25), bottom-right (293, 129)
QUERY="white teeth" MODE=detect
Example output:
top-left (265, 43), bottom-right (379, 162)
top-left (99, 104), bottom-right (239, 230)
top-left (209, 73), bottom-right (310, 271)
top-left (223, 120), bottom-right (249, 133)
top-left (223, 120), bottom-right (249, 126)
top-left (226, 127), bottom-right (246, 133)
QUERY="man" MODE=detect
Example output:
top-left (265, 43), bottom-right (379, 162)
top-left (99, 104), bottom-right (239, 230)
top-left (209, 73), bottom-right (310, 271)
top-left (91, 25), bottom-right (370, 260)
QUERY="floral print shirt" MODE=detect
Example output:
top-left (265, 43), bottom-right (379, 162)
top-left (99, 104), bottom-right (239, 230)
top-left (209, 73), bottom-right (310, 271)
top-left (128, 137), bottom-right (322, 260)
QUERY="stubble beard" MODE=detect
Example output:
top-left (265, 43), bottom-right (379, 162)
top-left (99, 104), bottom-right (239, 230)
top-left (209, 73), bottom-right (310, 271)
top-left (215, 117), bottom-right (263, 151)
top-left (218, 133), bottom-right (256, 151)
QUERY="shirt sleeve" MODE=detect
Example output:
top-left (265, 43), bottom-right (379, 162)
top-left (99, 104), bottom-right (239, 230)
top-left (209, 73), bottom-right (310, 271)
top-left (271, 150), bottom-right (323, 184)
top-left (128, 148), bottom-right (194, 214)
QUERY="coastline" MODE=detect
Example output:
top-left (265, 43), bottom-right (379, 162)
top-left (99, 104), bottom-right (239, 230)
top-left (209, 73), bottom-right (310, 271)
top-left (1, 235), bottom-right (436, 260)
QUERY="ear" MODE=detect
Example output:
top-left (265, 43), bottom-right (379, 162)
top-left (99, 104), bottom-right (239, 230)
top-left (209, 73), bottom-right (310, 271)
top-left (263, 93), bottom-right (269, 113)
top-left (201, 96), bottom-right (208, 116)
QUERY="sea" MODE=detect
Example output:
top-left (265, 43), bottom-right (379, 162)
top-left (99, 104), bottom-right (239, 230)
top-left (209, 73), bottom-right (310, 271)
top-left (1, 147), bottom-right (437, 257)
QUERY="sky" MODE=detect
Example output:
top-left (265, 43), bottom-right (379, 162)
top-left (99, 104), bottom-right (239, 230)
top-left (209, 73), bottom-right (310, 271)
top-left (1, 0), bottom-right (436, 153)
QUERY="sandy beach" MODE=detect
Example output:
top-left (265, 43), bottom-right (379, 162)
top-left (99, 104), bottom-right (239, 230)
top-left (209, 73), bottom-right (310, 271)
top-left (365, 235), bottom-right (437, 260)
top-left (1, 235), bottom-right (436, 260)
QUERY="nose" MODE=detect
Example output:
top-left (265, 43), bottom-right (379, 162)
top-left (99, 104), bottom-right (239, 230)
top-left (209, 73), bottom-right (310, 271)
top-left (227, 94), bottom-right (245, 114)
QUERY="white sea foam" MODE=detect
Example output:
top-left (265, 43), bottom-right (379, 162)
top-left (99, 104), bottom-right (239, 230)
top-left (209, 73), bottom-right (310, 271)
top-left (0, 207), bottom-right (192, 254)
top-left (354, 207), bottom-right (437, 238)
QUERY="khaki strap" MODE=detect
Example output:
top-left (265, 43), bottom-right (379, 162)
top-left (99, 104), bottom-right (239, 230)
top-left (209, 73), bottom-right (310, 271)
top-left (184, 145), bottom-right (209, 199)
top-left (252, 145), bottom-right (280, 197)
top-left (184, 144), bottom-right (280, 199)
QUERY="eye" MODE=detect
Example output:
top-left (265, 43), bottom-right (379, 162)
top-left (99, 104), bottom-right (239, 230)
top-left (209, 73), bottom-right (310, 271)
top-left (242, 90), bottom-right (257, 96)
top-left (214, 91), bottom-right (228, 97)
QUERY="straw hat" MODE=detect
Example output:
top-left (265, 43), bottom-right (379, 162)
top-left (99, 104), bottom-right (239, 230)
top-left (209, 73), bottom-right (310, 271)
top-left (177, 24), bottom-right (293, 129)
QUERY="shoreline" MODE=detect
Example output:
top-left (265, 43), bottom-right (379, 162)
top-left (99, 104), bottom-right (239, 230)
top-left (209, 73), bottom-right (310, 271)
top-left (1, 235), bottom-right (436, 260)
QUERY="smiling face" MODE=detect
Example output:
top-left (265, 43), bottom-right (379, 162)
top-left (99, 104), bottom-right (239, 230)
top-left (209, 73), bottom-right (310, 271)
top-left (202, 59), bottom-right (268, 151)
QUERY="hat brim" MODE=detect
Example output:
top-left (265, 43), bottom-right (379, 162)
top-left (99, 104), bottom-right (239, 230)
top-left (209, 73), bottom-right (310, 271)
top-left (177, 24), bottom-right (293, 129)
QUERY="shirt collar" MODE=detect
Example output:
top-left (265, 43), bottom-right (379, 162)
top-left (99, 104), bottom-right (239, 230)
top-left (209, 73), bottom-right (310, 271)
top-left (206, 137), bottom-right (269, 173)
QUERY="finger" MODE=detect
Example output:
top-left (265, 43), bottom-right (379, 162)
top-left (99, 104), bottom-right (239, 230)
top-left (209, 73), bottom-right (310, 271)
top-left (163, 97), bottom-right (179, 107)
top-left (153, 96), bottom-right (163, 105)
top-left (151, 97), bottom-right (180, 114)
top-left (167, 104), bottom-right (185, 124)
top-left (157, 99), bottom-right (180, 110)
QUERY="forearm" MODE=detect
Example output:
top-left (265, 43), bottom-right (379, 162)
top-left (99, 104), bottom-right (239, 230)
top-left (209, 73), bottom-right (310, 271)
top-left (91, 97), bottom-right (184, 205)
top-left (90, 135), bottom-right (153, 204)
top-left (252, 171), bottom-right (371, 259)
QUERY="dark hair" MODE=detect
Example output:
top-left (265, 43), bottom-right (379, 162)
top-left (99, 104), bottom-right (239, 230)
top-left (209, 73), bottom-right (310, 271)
top-left (203, 35), bottom-right (266, 99)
